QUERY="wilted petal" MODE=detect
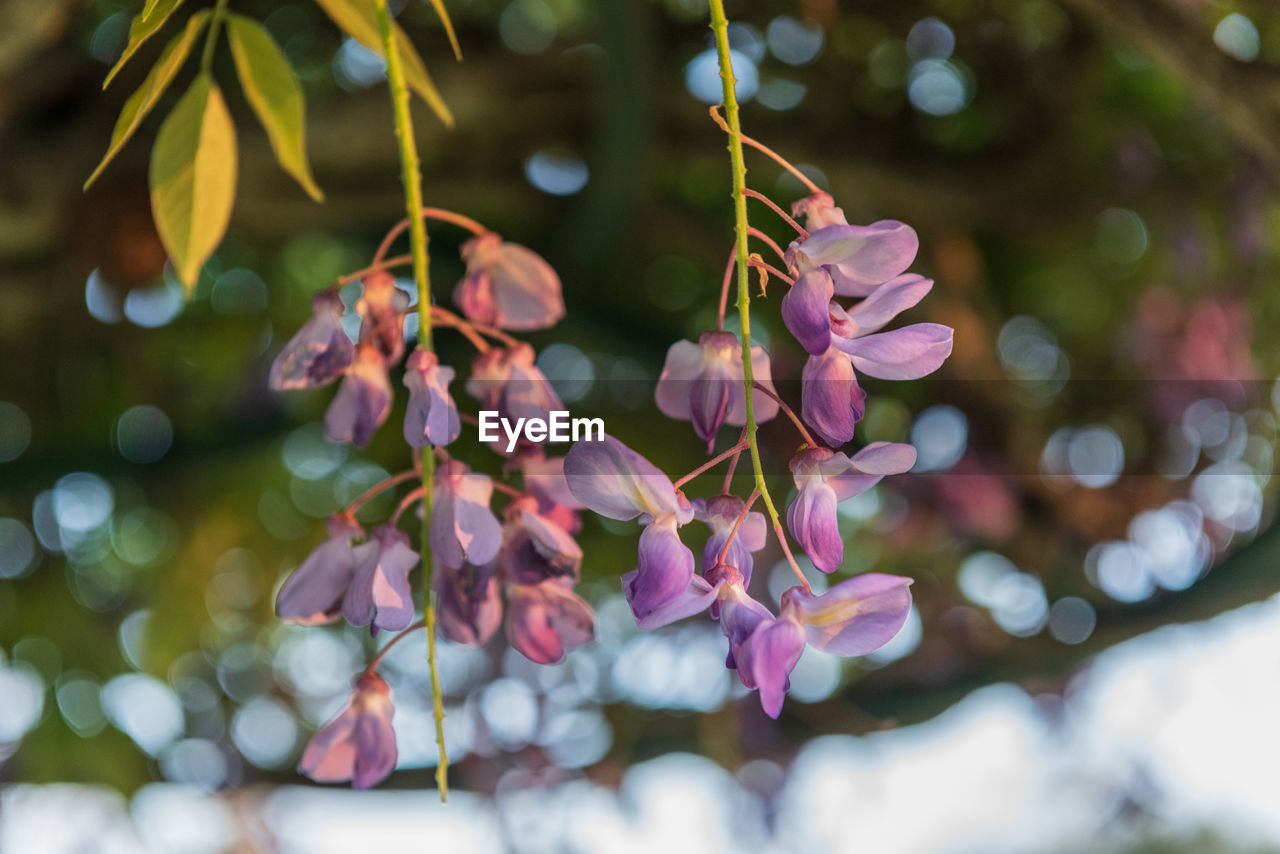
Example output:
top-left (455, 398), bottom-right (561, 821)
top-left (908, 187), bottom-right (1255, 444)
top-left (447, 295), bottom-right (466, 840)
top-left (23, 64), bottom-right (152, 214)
top-left (342, 525), bottom-right (419, 631)
top-left (800, 348), bottom-right (865, 447)
top-left (834, 323), bottom-right (953, 380)
top-left (299, 673), bottom-right (397, 789)
top-left (276, 515), bottom-right (364, 625)
top-left (742, 617), bottom-right (806, 718)
top-left (505, 581), bottom-right (594, 664)
top-left (356, 272), bottom-right (411, 364)
top-left (403, 349), bottom-right (461, 448)
top-left (787, 478), bottom-right (843, 573)
top-left (434, 560), bottom-right (502, 645)
top-left (841, 274), bottom-right (934, 336)
top-left (782, 573), bottom-right (912, 656)
top-left (455, 233), bottom-right (565, 331)
top-left (431, 460), bottom-right (502, 569)
top-left (782, 270), bottom-right (835, 355)
top-left (270, 291), bottom-right (354, 390)
top-left (325, 345), bottom-right (393, 447)
top-left (624, 520), bottom-right (695, 623)
top-left (564, 435), bottom-right (681, 522)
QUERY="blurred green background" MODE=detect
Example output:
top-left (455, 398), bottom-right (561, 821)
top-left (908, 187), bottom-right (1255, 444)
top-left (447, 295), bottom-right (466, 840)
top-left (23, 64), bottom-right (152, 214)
top-left (3, 0), bottom-right (1280, 851)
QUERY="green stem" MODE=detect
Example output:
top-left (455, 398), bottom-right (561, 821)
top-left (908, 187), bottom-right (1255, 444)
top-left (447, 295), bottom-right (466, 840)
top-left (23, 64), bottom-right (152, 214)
top-left (200, 0), bottom-right (230, 72)
top-left (708, 0), bottom-right (789, 564)
top-left (372, 0), bottom-right (447, 802)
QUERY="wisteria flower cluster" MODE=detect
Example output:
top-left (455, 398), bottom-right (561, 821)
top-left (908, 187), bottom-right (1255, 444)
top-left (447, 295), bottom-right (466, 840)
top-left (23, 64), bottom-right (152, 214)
top-left (562, 161), bottom-right (951, 720)
top-left (271, 142), bottom-right (951, 790)
top-left (270, 211), bottom-right (590, 789)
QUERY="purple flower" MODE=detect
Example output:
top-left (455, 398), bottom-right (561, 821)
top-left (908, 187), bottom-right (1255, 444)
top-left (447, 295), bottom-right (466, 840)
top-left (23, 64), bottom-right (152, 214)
top-left (781, 270), bottom-right (836, 356)
top-left (790, 191), bottom-right (849, 231)
top-left (325, 343), bottom-right (393, 447)
top-left (403, 348), bottom-right (460, 448)
top-left (276, 514), bottom-right (365, 625)
top-left (741, 574), bottom-right (913, 718)
top-left (800, 346), bottom-right (866, 447)
top-left (454, 233), bottom-right (565, 330)
top-left (269, 291), bottom-right (354, 390)
top-left (299, 673), bottom-right (397, 788)
top-left (830, 320), bottom-right (954, 381)
top-left (705, 563), bottom-right (773, 677)
top-left (501, 496), bottom-right (583, 585)
top-left (355, 272), bottom-right (410, 363)
top-left (466, 344), bottom-right (564, 443)
top-left (654, 331), bottom-right (780, 447)
top-left (342, 524), bottom-right (419, 632)
top-left (430, 459), bottom-right (503, 569)
top-left (787, 443), bottom-right (917, 573)
top-left (565, 435), bottom-right (706, 626)
top-left (786, 220), bottom-right (919, 298)
top-left (518, 452), bottom-right (584, 534)
top-left (695, 495), bottom-right (766, 585)
top-left (564, 434), bottom-right (688, 525)
top-left (434, 559), bottom-right (502, 645)
top-left (505, 580), bottom-right (594, 664)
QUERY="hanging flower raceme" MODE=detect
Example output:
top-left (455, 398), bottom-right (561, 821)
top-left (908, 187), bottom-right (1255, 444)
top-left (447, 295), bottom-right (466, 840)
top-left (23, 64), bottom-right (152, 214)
top-left (299, 673), bottom-right (398, 789)
top-left (269, 290), bottom-right (355, 390)
top-left (504, 578), bottom-right (595, 664)
top-left (342, 524), bottom-right (419, 633)
top-left (403, 348), bottom-right (461, 448)
top-left (276, 514), bottom-right (366, 626)
top-left (565, 435), bottom-right (709, 627)
top-left (430, 458), bottom-right (503, 570)
top-left (655, 331), bottom-right (780, 448)
top-left (356, 271), bottom-right (411, 363)
top-left (325, 342), bottom-right (393, 447)
top-left (788, 442), bottom-right (917, 573)
top-left (454, 232), bottom-right (565, 330)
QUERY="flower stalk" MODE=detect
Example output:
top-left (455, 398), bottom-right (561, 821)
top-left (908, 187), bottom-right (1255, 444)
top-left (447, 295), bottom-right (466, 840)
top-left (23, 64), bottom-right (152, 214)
top-left (707, 0), bottom-right (791, 588)
top-left (372, 0), bottom-right (447, 801)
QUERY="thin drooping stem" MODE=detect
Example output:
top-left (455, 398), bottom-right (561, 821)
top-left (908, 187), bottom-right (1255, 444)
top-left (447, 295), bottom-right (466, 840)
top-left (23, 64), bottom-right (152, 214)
top-left (337, 254), bottom-right (414, 285)
top-left (748, 227), bottom-right (789, 263)
top-left (716, 245), bottom-right (736, 331)
top-left (673, 441), bottom-right (750, 490)
top-left (743, 189), bottom-right (808, 236)
top-left (708, 106), bottom-right (822, 194)
top-left (374, 207), bottom-right (490, 264)
top-left (199, 0), bottom-right (230, 72)
top-left (391, 487), bottom-right (426, 525)
top-left (708, 0), bottom-right (798, 590)
top-left (752, 381), bottom-right (817, 447)
top-left (372, 0), bottom-right (447, 801)
top-left (345, 469), bottom-right (419, 515)
top-left (366, 620), bottom-right (427, 674)
top-left (715, 489), bottom-right (760, 568)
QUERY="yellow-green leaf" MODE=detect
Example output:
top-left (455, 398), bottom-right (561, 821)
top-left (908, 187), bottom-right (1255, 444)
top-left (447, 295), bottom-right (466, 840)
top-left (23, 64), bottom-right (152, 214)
top-left (226, 14), bottom-right (323, 201)
top-left (311, 0), bottom-right (454, 127)
top-left (149, 75), bottom-right (238, 292)
top-left (84, 10), bottom-right (210, 190)
top-left (104, 0), bottom-right (187, 88)
top-left (424, 0), bottom-right (462, 62)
